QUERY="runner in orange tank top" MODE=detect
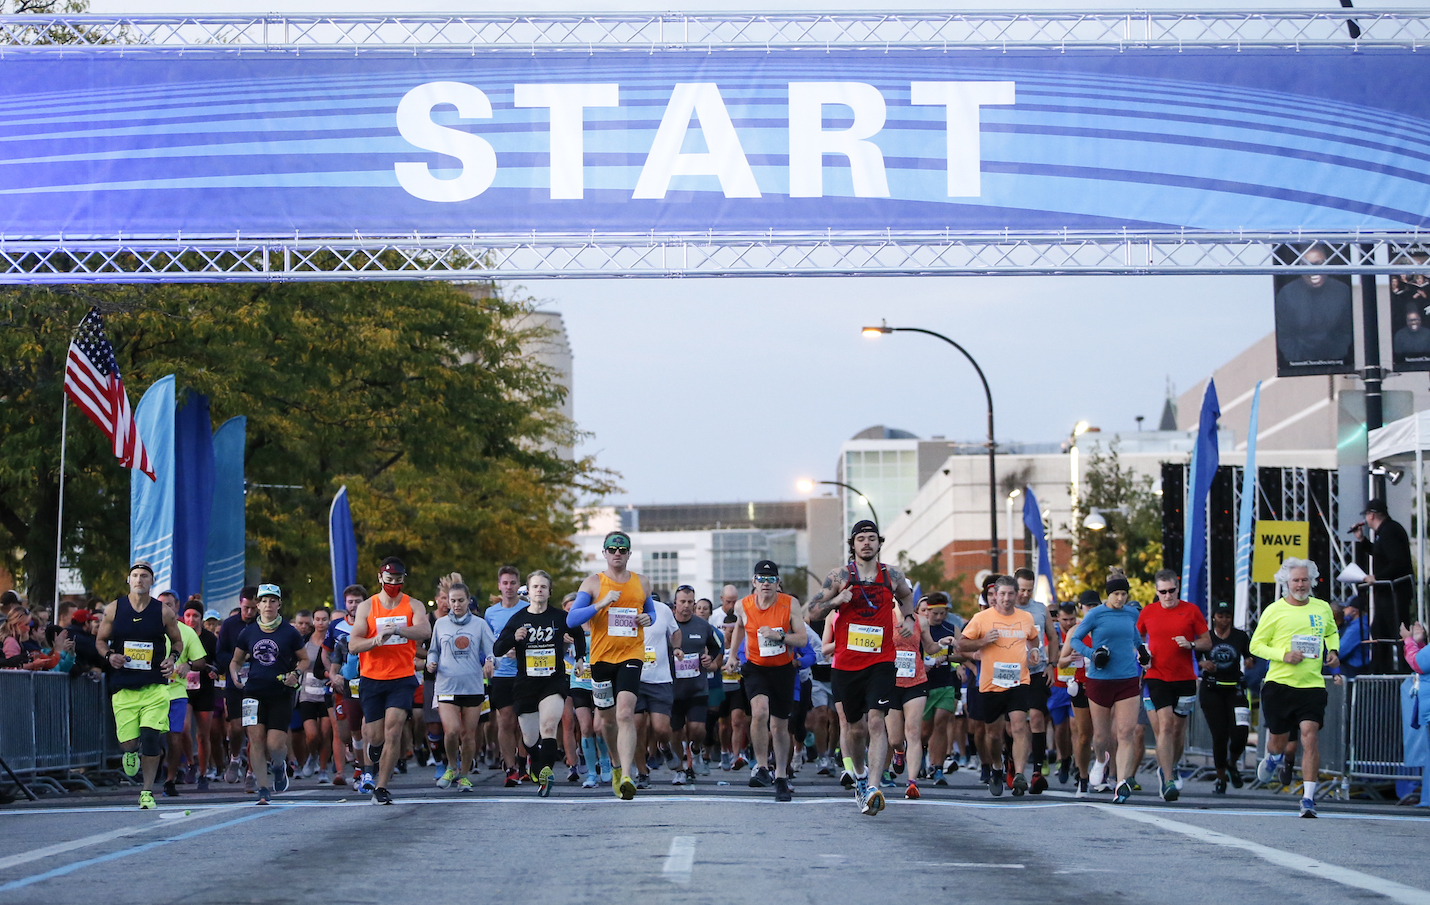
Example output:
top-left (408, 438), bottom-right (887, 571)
top-left (723, 560), bottom-right (808, 801)
top-left (348, 556), bottom-right (431, 805)
top-left (566, 530), bottom-right (656, 801)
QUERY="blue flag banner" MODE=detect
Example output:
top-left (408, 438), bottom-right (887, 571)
top-left (1233, 382), bottom-right (1262, 629)
top-left (203, 416), bottom-right (246, 613)
top-left (1181, 379), bottom-right (1222, 614)
top-left (131, 375), bottom-right (175, 591)
top-left (171, 390), bottom-right (214, 602)
top-left (329, 485), bottom-right (356, 611)
top-left (3, 50), bottom-right (1430, 238)
top-left (1022, 486), bottom-right (1057, 606)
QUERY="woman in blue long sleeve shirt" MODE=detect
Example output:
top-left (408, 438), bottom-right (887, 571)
top-left (1068, 573), bottom-right (1144, 803)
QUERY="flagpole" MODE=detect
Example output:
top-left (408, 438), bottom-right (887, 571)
top-left (53, 396), bottom-right (68, 623)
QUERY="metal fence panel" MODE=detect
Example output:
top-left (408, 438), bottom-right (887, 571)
top-left (32, 673), bottom-right (70, 770)
top-left (0, 672), bottom-right (36, 774)
top-left (1347, 675), bottom-right (1419, 781)
top-left (66, 675), bottom-right (108, 769)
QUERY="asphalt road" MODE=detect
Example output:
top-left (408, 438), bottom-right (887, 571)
top-left (2, 759), bottom-right (1428, 905)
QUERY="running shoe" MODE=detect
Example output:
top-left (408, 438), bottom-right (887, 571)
top-left (1161, 779), bottom-right (1179, 802)
top-left (256, 787), bottom-right (271, 805)
top-left (1174, 773), bottom-right (1185, 792)
top-left (1255, 752), bottom-right (1282, 784)
top-left (979, 763), bottom-right (991, 784)
top-left (123, 751), bottom-right (140, 778)
top-left (816, 756), bottom-right (834, 776)
top-left (665, 748), bottom-right (681, 771)
top-left (437, 767), bottom-right (456, 789)
top-left (989, 769), bottom-right (1005, 797)
top-left (720, 752), bottom-right (733, 771)
top-left (504, 766), bottom-right (520, 788)
top-left (372, 787), bottom-right (393, 805)
top-left (684, 768), bottom-right (696, 784)
top-left (163, 780), bottom-right (179, 797)
top-left (694, 756), bottom-right (710, 776)
top-left (635, 773), bottom-right (651, 790)
top-left (611, 766), bottom-right (624, 797)
top-left (1075, 778), bottom-right (1089, 798)
top-left (646, 751), bottom-right (663, 773)
top-left (1088, 753), bottom-right (1107, 790)
top-left (316, 769), bottom-right (330, 785)
top-left (905, 780), bottom-right (920, 800)
top-left (891, 749), bottom-right (906, 776)
top-left (731, 753), bottom-right (748, 771)
top-left (272, 761), bottom-right (289, 794)
top-left (196, 776), bottom-right (210, 792)
top-left (598, 762), bottom-right (613, 783)
top-left (1006, 768), bottom-right (1016, 791)
top-left (880, 770), bottom-right (898, 789)
top-left (138, 790), bottom-right (156, 810)
top-left (1113, 780), bottom-right (1132, 804)
top-left (537, 766), bottom-right (553, 798)
top-left (750, 766), bottom-right (773, 788)
top-left (434, 762), bottom-right (448, 781)
top-left (396, 758), bottom-right (407, 775)
top-left (567, 766), bottom-right (580, 784)
top-left (948, 757), bottom-right (960, 773)
top-left (853, 777), bottom-right (869, 813)
top-left (1279, 761), bottom-right (1294, 787)
top-left (618, 776), bottom-right (637, 800)
top-left (301, 754), bottom-right (317, 779)
top-left (224, 758), bottom-right (241, 784)
top-left (1299, 797), bottom-right (1317, 818)
top-left (932, 768), bottom-right (947, 786)
top-left (360, 772), bottom-right (375, 794)
top-left (1214, 778), bottom-right (1228, 795)
top-left (1228, 767), bottom-right (1244, 789)
top-left (1012, 773), bottom-right (1028, 797)
top-left (863, 787), bottom-right (886, 816)
top-left (457, 777), bottom-right (474, 792)
top-left (582, 772), bottom-right (598, 789)
top-left (1030, 774), bottom-right (1048, 795)
top-left (1057, 758), bottom-right (1071, 785)
top-left (672, 769), bottom-right (686, 786)
top-left (244, 771), bottom-right (256, 793)
top-left (775, 777), bottom-right (793, 802)
top-left (840, 770), bottom-right (855, 790)
top-left (1130, 779), bottom-right (1142, 792)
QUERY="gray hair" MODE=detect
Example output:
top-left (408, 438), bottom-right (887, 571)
top-left (1274, 558), bottom-right (1320, 585)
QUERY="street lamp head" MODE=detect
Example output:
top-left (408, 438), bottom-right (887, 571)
top-left (861, 319), bottom-right (892, 338)
top-left (1008, 488), bottom-right (1021, 499)
top-left (1073, 420), bottom-right (1090, 437)
top-left (796, 479), bottom-right (815, 494)
top-left (1083, 508), bottom-right (1107, 531)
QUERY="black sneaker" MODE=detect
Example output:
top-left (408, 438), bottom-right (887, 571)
top-left (1012, 773), bottom-right (1028, 797)
top-left (750, 766), bottom-right (773, 788)
top-left (989, 769), bottom-right (1005, 797)
top-left (396, 758), bottom-right (407, 775)
top-left (162, 780), bottom-right (179, 798)
top-left (1057, 758), bottom-right (1071, 785)
top-left (635, 773), bottom-right (651, 790)
top-left (372, 787), bottom-right (393, 805)
top-left (980, 763), bottom-right (991, 784)
top-left (1214, 778), bottom-right (1228, 795)
top-left (839, 770), bottom-right (855, 790)
top-left (1279, 761), bottom-right (1294, 787)
top-left (774, 777), bottom-right (792, 802)
top-left (1228, 767), bottom-right (1244, 789)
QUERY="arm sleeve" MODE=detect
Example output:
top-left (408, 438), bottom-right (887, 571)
top-left (644, 595), bottom-right (658, 618)
top-left (794, 639), bottom-right (817, 669)
top-left (571, 622), bottom-right (587, 661)
top-left (566, 591), bottom-right (597, 628)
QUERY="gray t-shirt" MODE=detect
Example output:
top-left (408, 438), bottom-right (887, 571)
top-left (1016, 601), bottom-right (1050, 673)
top-left (672, 615), bottom-right (721, 701)
top-left (427, 613), bottom-right (495, 697)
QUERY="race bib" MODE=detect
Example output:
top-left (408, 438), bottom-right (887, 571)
top-left (847, 624), bottom-right (883, 653)
top-left (241, 697), bottom-right (258, 727)
top-left (1291, 634), bottom-right (1322, 659)
top-left (1234, 706), bottom-right (1251, 727)
top-left (122, 641), bottom-right (154, 670)
top-left (574, 660), bottom-right (592, 682)
top-left (1056, 665), bottom-right (1078, 685)
top-left (302, 672), bottom-right (326, 693)
top-left (348, 677), bottom-right (360, 698)
top-left (607, 606), bottom-right (638, 638)
top-left (437, 694), bottom-right (455, 704)
top-left (758, 634), bottom-right (787, 659)
top-left (992, 661), bottom-right (1022, 689)
top-left (1174, 694), bottom-right (1198, 717)
top-left (525, 646), bottom-right (557, 677)
top-left (376, 615), bottom-right (409, 646)
top-left (643, 644), bottom-right (658, 665)
top-left (674, 652), bottom-right (702, 679)
top-left (592, 679), bottom-right (615, 709)
top-left (895, 649), bottom-right (918, 679)
top-left (722, 665), bottom-right (742, 684)
top-left (185, 670), bottom-right (202, 690)
top-left (214, 677), bottom-right (226, 690)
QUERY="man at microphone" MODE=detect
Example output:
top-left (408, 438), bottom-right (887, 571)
top-left (1353, 499), bottom-right (1414, 671)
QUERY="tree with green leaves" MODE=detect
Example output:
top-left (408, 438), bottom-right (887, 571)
top-left (1056, 440), bottom-right (1163, 602)
top-left (0, 282), bottom-right (616, 611)
top-left (895, 550), bottom-right (977, 619)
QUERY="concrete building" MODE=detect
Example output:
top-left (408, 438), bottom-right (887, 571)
top-left (513, 308), bottom-right (575, 462)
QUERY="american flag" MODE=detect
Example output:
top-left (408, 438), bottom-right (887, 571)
top-left (63, 307), bottom-right (155, 481)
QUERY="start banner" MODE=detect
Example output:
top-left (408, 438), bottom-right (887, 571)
top-left (1, 48), bottom-right (1427, 238)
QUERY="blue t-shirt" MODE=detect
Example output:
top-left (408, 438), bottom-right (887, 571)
top-left (236, 622), bottom-right (306, 696)
top-left (485, 602), bottom-right (525, 679)
top-left (1070, 604), bottom-right (1142, 681)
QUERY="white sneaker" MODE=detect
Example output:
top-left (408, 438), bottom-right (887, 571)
top-left (672, 771), bottom-right (686, 785)
top-left (1256, 753), bottom-right (1282, 785)
top-left (301, 755), bottom-right (317, 779)
top-left (1089, 753), bottom-right (1107, 790)
top-left (316, 768), bottom-right (331, 785)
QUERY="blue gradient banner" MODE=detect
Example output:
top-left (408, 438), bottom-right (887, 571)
top-left (203, 416), bottom-right (246, 614)
top-left (1, 49), bottom-right (1428, 237)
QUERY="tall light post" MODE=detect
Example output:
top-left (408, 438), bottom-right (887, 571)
top-left (862, 320), bottom-right (1000, 574)
top-left (797, 478), bottom-right (880, 530)
top-left (1006, 487), bottom-right (1021, 575)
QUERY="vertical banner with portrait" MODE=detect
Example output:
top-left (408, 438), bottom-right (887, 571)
top-left (1272, 243), bottom-right (1356, 377)
top-left (1389, 244), bottom-right (1430, 372)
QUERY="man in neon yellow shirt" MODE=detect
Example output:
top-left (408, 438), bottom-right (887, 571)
top-left (159, 591), bottom-right (207, 799)
top-left (1249, 558), bottom-right (1339, 818)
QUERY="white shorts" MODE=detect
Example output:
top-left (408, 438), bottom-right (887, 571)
top-left (811, 680), bottom-right (834, 710)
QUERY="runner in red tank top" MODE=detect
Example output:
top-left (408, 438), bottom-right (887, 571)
top-left (807, 520), bottom-right (917, 817)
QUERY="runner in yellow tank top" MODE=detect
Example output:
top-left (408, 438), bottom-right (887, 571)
top-left (566, 530), bottom-right (656, 800)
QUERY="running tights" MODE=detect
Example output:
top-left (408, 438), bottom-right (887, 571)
top-left (1198, 683), bottom-right (1249, 773)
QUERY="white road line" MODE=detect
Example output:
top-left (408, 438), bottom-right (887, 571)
top-left (663, 836), bottom-right (696, 885)
top-left (1097, 805), bottom-right (1430, 905)
top-left (908, 861), bottom-right (1025, 869)
top-left (0, 810), bottom-right (209, 871)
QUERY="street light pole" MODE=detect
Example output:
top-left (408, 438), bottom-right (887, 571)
top-left (798, 478), bottom-right (880, 530)
top-left (863, 320), bottom-right (999, 574)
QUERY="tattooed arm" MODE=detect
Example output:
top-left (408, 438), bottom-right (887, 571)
top-left (805, 566), bottom-right (852, 621)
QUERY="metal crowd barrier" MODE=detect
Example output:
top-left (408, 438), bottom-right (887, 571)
top-left (0, 669), bottom-right (115, 795)
top-left (1346, 674), bottom-right (1421, 785)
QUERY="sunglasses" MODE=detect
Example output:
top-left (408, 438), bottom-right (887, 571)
top-left (604, 546), bottom-right (630, 555)
top-left (1156, 587), bottom-right (1179, 595)
top-left (753, 575), bottom-right (779, 584)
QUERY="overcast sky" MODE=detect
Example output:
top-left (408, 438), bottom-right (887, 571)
top-left (83, 0), bottom-right (1388, 504)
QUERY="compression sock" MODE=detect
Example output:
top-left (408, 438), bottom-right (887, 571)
top-left (581, 737), bottom-right (599, 774)
top-left (539, 738), bottom-right (559, 774)
top-left (843, 756), bottom-right (857, 776)
top-left (1031, 731), bottom-right (1046, 771)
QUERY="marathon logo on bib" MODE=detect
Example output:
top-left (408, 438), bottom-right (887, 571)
top-left (1291, 634), bottom-right (1323, 658)
top-left (643, 644), bottom-right (658, 665)
top-left (608, 606), bottom-right (638, 638)
top-left (122, 640), bottom-right (154, 670)
top-left (526, 646), bottom-right (557, 677)
top-left (847, 624), bottom-right (883, 653)
top-left (377, 615), bottom-right (409, 646)
top-left (758, 635), bottom-right (787, 658)
top-left (895, 649), bottom-right (918, 679)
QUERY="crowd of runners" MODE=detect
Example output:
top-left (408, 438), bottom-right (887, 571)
top-left (94, 519), bottom-right (1345, 817)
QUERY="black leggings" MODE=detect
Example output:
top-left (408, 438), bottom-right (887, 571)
top-left (1199, 682), bottom-right (1249, 774)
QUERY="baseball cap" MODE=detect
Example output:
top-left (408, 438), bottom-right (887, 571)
top-left (849, 519), bottom-right (880, 539)
top-left (1212, 600), bottom-right (1233, 616)
top-left (257, 583), bottom-right (282, 599)
top-left (1363, 498), bottom-right (1389, 515)
top-left (379, 556), bottom-right (407, 576)
top-left (753, 560), bottom-right (779, 578)
top-left (70, 608), bottom-right (91, 623)
top-left (203, 609), bottom-right (221, 621)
